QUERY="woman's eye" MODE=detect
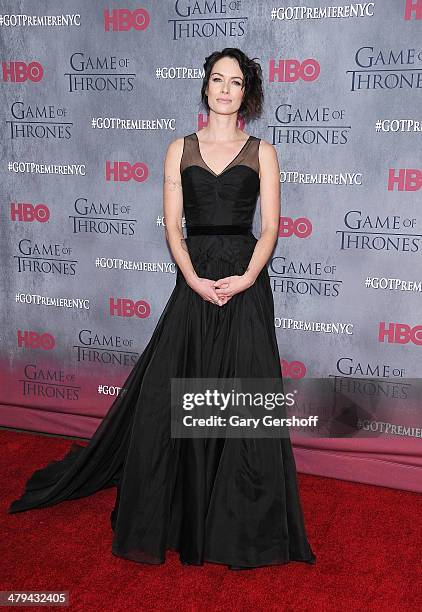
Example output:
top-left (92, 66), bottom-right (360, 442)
top-left (212, 78), bottom-right (242, 86)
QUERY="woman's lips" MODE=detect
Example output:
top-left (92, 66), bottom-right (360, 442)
top-left (217, 99), bottom-right (231, 103)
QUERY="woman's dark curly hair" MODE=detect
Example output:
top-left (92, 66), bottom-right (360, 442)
top-left (200, 48), bottom-right (264, 122)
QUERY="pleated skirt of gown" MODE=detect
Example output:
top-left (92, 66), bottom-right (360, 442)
top-left (8, 233), bottom-right (316, 569)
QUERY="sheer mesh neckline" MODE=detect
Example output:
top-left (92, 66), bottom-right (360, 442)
top-left (193, 132), bottom-right (253, 177)
top-left (180, 132), bottom-right (260, 178)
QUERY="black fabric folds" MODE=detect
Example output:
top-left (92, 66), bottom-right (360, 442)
top-left (8, 132), bottom-right (316, 569)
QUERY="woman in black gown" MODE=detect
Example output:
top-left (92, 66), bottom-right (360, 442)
top-left (9, 48), bottom-right (316, 570)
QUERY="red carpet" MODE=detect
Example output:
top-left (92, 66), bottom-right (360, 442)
top-left (1, 429), bottom-right (420, 611)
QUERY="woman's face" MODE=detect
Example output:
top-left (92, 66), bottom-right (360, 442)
top-left (205, 56), bottom-right (245, 117)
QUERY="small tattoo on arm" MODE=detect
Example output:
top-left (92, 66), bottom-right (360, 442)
top-left (164, 175), bottom-right (182, 191)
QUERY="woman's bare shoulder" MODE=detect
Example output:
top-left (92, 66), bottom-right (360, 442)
top-left (164, 135), bottom-right (185, 168)
top-left (166, 135), bottom-right (185, 153)
top-left (258, 138), bottom-right (279, 165)
top-left (257, 137), bottom-right (277, 151)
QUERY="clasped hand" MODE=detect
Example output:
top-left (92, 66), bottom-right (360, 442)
top-left (188, 273), bottom-right (254, 306)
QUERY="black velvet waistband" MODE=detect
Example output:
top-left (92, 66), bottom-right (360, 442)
top-left (186, 224), bottom-right (252, 236)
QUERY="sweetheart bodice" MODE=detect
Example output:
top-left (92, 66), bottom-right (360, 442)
top-left (180, 132), bottom-right (261, 228)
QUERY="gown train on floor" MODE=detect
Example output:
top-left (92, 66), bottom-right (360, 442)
top-left (9, 132), bottom-right (316, 569)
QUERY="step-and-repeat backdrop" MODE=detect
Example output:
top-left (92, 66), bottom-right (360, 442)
top-left (1, 1), bottom-right (421, 491)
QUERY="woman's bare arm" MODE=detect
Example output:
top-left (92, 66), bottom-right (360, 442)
top-left (162, 138), bottom-right (197, 283)
top-left (243, 140), bottom-right (280, 284)
top-left (163, 138), bottom-right (223, 305)
top-left (213, 139), bottom-right (280, 300)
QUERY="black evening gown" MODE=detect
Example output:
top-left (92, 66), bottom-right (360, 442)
top-left (8, 132), bottom-right (316, 569)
